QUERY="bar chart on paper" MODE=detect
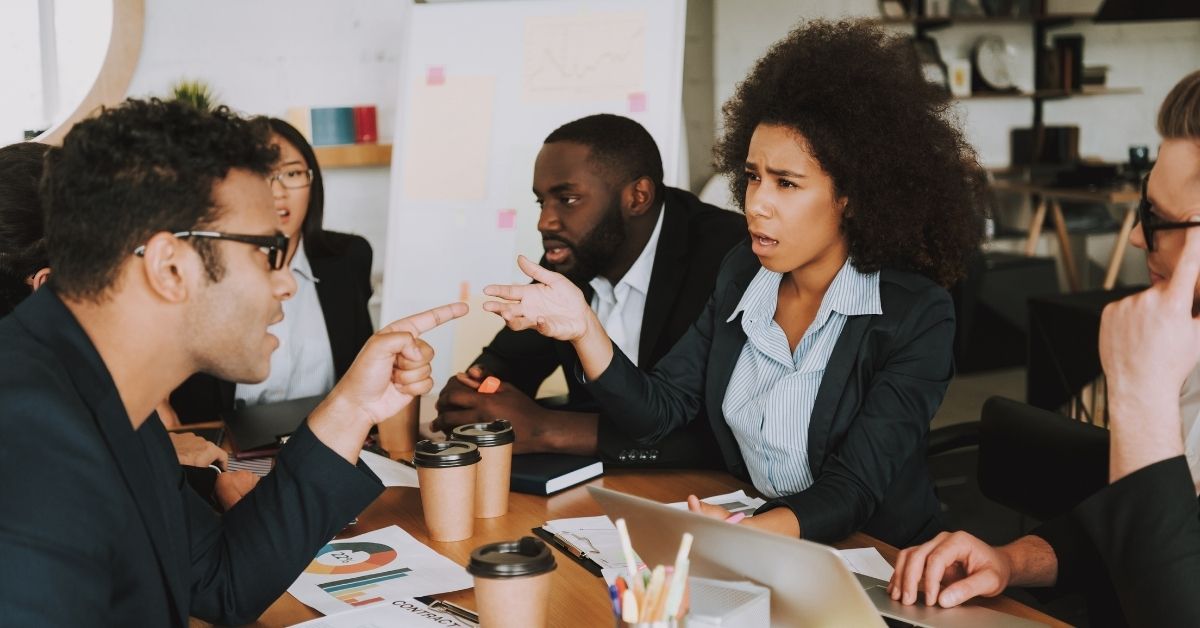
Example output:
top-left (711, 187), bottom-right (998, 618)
top-left (287, 526), bottom-right (473, 616)
top-left (317, 567), bottom-right (413, 607)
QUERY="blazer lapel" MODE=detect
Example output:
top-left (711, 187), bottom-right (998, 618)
top-left (806, 314), bottom-right (872, 470)
top-left (310, 254), bottom-right (354, 377)
top-left (638, 198), bottom-right (686, 365)
top-left (22, 291), bottom-right (188, 622)
top-left (704, 265), bottom-right (757, 472)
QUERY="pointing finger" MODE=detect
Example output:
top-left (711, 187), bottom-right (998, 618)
top-left (383, 301), bottom-right (469, 336)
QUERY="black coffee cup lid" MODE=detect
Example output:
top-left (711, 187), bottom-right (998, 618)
top-left (413, 439), bottom-right (481, 468)
top-left (467, 537), bottom-right (557, 578)
top-left (451, 420), bottom-right (515, 447)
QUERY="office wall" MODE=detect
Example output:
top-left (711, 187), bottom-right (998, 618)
top-left (713, 1), bottom-right (1200, 167)
top-left (126, 0), bottom-right (410, 286)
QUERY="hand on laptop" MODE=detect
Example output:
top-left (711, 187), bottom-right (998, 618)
top-left (169, 431), bottom-right (228, 470)
top-left (310, 301), bottom-right (469, 463)
top-left (888, 530), bottom-right (1061, 608)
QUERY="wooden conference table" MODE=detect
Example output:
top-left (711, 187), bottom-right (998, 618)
top-left (227, 468), bottom-right (1065, 627)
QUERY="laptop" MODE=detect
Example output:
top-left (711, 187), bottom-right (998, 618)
top-left (588, 486), bottom-right (1045, 627)
top-left (222, 395), bottom-right (323, 457)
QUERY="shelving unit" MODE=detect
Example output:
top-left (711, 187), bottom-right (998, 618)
top-left (880, 6), bottom-right (1139, 159)
top-left (312, 143), bottom-right (392, 169)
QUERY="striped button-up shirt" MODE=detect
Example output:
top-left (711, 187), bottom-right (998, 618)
top-left (721, 259), bottom-right (881, 498)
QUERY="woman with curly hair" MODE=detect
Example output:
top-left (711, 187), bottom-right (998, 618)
top-left (483, 19), bottom-right (987, 546)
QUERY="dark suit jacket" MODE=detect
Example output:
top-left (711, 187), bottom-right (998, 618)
top-left (1033, 455), bottom-right (1200, 627)
top-left (586, 242), bottom-right (954, 547)
top-left (473, 187), bottom-right (747, 468)
top-left (171, 231), bottom-right (374, 422)
top-left (0, 288), bottom-right (382, 626)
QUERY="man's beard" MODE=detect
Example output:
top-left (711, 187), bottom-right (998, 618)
top-left (544, 206), bottom-right (627, 284)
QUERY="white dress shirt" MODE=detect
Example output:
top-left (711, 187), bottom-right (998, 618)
top-left (1175, 363), bottom-right (1200, 484)
top-left (721, 259), bottom-right (882, 498)
top-left (588, 207), bottom-right (664, 367)
top-left (235, 240), bottom-right (336, 407)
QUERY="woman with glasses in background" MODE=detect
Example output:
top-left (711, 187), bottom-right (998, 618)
top-left (169, 118), bottom-right (376, 424)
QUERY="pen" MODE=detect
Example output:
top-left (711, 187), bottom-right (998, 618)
top-left (415, 595), bottom-right (480, 626)
top-left (724, 511), bottom-right (746, 524)
top-left (609, 584), bottom-right (620, 617)
top-left (550, 532), bottom-right (590, 560)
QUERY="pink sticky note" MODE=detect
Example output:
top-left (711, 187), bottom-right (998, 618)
top-left (426, 66), bottom-right (445, 86)
top-left (628, 92), bottom-right (647, 113)
top-left (497, 209), bottom-right (517, 230)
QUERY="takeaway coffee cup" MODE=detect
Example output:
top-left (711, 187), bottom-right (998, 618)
top-left (376, 403), bottom-right (419, 457)
top-left (451, 420), bottom-right (515, 518)
top-left (414, 439), bottom-right (481, 542)
top-left (468, 536), bottom-right (557, 628)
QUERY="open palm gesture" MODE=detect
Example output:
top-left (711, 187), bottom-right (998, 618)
top-left (483, 255), bottom-right (594, 341)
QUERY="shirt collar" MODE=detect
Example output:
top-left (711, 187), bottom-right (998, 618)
top-left (727, 258), bottom-right (882, 324)
top-left (290, 238), bottom-right (318, 284)
top-left (588, 203), bottom-right (664, 297)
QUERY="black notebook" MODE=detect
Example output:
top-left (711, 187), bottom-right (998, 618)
top-left (510, 454), bottom-right (603, 495)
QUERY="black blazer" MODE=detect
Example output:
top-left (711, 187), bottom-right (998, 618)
top-left (0, 288), bottom-right (382, 626)
top-left (1033, 455), bottom-right (1200, 627)
top-left (171, 231), bottom-right (374, 422)
top-left (473, 187), bottom-right (747, 468)
top-left (587, 243), bottom-right (954, 547)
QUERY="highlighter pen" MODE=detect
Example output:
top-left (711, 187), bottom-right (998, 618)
top-left (724, 511), bottom-right (747, 524)
top-left (477, 376), bottom-right (501, 394)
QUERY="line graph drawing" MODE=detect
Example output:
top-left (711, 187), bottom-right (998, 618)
top-left (522, 11), bottom-right (646, 102)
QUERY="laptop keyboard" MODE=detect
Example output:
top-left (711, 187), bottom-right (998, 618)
top-left (882, 616), bottom-right (919, 628)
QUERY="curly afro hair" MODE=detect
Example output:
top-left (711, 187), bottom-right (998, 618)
top-left (42, 98), bottom-right (277, 301)
top-left (0, 142), bottom-right (49, 316)
top-left (714, 19), bottom-right (987, 287)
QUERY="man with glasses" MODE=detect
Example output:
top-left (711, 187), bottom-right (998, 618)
top-left (0, 99), bottom-right (466, 626)
top-left (889, 70), bottom-right (1200, 626)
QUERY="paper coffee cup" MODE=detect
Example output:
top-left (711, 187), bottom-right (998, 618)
top-left (414, 439), bottom-right (481, 542)
top-left (451, 420), bottom-right (515, 518)
top-left (468, 537), bottom-right (556, 628)
top-left (376, 402), bottom-right (420, 458)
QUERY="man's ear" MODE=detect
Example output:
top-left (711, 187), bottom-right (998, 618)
top-left (27, 267), bottom-right (51, 291)
top-left (138, 232), bottom-right (196, 303)
top-left (624, 176), bottom-right (657, 218)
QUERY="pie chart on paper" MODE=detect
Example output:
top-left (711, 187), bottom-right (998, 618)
top-left (304, 541), bottom-right (398, 575)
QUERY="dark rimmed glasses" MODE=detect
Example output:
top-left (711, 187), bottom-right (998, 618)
top-left (134, 231), bottom-right (290, 270)
top-left (265, 167), bottom-right (314, 190)
top-left (1136, 173), bottom-right (1200, 252)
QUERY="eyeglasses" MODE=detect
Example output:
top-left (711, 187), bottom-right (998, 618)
top-left (1135, 173), bottom-right (1200, 252)
top-left (134, 230), bottom-right (290, 270)
top-left (265, 167), bottom-right (313, 190)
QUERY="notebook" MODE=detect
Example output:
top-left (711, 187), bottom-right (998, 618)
top-left (509, 453), bottom-right (603, 495)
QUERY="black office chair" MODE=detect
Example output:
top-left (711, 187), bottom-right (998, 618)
top-left (927, 396), bottom-right (1109, 521)
top-left (977, 396), bottom-right (1109, 522)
